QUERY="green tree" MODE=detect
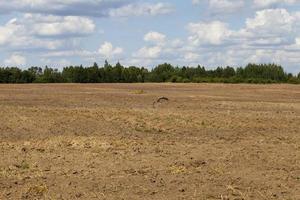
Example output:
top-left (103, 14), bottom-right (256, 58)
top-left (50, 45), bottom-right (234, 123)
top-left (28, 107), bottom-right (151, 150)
top-left (151, 63), bottom-right (175, 82)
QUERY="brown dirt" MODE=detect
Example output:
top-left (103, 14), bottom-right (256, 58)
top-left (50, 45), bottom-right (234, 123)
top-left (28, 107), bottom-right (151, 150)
top-left (0, 83), bottom-right (299, 200)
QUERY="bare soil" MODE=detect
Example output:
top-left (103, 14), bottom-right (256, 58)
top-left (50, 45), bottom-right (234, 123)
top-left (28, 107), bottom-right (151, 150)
top-left (0, 83), bottom-right (299, 200)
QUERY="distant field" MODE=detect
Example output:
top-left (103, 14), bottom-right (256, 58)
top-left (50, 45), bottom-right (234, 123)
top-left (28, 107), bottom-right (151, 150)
top-left (0, 84), bottom-right (299, 200)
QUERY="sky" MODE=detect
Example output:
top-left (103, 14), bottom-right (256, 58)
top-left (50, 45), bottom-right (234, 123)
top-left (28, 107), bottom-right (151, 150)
top-left (0, 0), bottom-right (300, 73)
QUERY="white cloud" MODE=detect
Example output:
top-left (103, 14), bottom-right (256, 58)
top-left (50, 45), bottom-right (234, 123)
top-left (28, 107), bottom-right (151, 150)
top-left (246, 9), bottom-right (293, 33)
top-left (24, 14), bottom-right (95, 37)
top-left (192, 0), bottom-right (201, 5)
top-left (0, 21), bottom-right (14, 46)
top-left (184, 52), bottom-right (200, 61)
top-left (134, 46), bottom-right (162, 59)
top-left (0, 1), bottom-right (174, 18)
top-left (166, 7), bottom-right (300, 72)
top-left (170, 39), bottom-right (184, 48)
top-left (253, 0), bottom-right (297, 8)
top-left (208, 0), bottom-right (244, 13)
top-left (1, 0), bottom-right (300, 72)
top-left (41, 58), bottom-right (72, 68)
top-left (186, 8), bottom-right (300, 48)
top-left (192, 0), bottom-right (244, 14)
top-left (295, 37), bottom-right (300, 45)
top-left (109, 3), bottom-right (174, 17)
top-left (41, 43), bottom-right (124, 61)
top-left (244, 9), bottom-right (297, 46)
top-left (144, 31), bottom-right (166, 44)
top-left (131, 31), bottom-right (169, 63)
top-left (0, 0), bottom-right (125, 17)
top-left (187, 21), bottom-right (233, 45)
top-left (4, 54), bottom-right (27, 66)
top-left (98, 42), bottom-right (123, 59)
top-left (0, 18), bottom-right (62, 50)
top-left (0, 14), bottom-right (95, 51)
top-left (42, 50), bottom-right (94, 58)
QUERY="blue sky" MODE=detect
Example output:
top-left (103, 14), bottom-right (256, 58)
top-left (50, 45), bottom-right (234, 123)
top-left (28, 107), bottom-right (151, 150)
top-left (0, 0), bottom-right (300, 73)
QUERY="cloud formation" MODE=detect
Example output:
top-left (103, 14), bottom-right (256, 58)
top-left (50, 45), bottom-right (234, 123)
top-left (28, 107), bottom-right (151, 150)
top-left (128, 6), bottom-right (300, 72)
top-left (253, 0), bottom-right (297, 8)
top-left (208, 0), bottom-right (244, 14)
top-left (98, 42), bottom-right (123, 59)
top-left (144, 31), bottom-right (166, 44)
top-left (0, 0), bottom-right (173, 17)
top-left (0, 0), bottom-right (300, 73)
top-left (0, 14), bottom-right (95, 51)
top-left (4, 54), bottom-right (27, 66)
top-left (109, 3), bottom-right (174, 17)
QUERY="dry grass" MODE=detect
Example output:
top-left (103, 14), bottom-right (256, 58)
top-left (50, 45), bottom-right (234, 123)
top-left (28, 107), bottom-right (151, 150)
top-left (0, 83), bottom-right (299, 199)
top-left (132, 89), bottom-right (146, 94)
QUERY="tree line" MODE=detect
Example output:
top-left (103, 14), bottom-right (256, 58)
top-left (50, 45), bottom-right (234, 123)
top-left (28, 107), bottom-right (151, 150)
top-left (0, 61), bottom-right (299, 84)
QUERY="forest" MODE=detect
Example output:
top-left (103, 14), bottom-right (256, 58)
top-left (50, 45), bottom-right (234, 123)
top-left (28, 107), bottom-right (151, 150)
top-left (0, 61), bottom-right (299, 84)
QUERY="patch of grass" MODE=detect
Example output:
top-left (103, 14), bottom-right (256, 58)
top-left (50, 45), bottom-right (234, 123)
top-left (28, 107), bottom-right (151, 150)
top-left (132, 89), bottom-right (145, 94)
top-left (25, 184), bottom-right (48, 197)
top-left (15, 160), bottom-right (30, 170)
top-left (0, 167), bottom-right (7, 178)
top-left (226, 185), bottom-right (248, 199)
top-left (169, 165), bottom-right (187, 174)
